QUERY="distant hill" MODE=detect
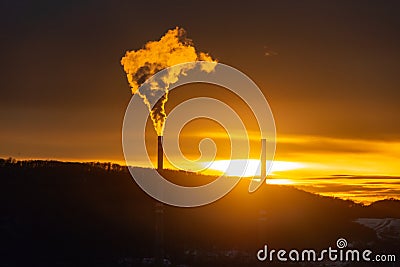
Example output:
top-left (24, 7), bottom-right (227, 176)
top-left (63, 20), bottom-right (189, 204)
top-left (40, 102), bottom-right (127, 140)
top-left (0, 159), bottom-right (399, 266)
top-left (367, 198), bottom-right (400, 217)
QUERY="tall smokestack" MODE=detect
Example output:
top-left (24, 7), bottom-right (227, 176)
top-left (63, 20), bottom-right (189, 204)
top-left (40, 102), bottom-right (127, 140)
top-left (261, 138), bottom-right (266, 178)
top-left (157, 136), bottom-right (163, 170)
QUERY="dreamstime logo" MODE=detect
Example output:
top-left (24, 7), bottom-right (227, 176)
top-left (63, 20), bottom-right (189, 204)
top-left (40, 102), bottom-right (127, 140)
top-left (257, 238), bottom-right (397, 263)
top-left (122, 62), bottom-right (276, 207)
top-left (336, 238), bottom-right (347, 249)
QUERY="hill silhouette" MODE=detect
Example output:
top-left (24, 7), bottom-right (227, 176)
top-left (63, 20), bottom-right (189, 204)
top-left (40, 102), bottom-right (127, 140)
top-left (0, 159), bottom-right (399, 266)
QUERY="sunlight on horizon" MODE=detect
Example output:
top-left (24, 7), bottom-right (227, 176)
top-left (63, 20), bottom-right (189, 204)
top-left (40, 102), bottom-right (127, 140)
top-left (33, 133), bottom-right (400, 205)
top-left (266, 178), bottom-right (294, 185)
top-left (201, 159), bottom-right (304, 177)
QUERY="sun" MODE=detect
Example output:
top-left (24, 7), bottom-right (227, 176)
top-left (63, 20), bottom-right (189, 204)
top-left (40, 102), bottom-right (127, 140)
top-left (202, 159), bottom-right (304, 178)
top-left (266, 179), bottom-right (294, 185)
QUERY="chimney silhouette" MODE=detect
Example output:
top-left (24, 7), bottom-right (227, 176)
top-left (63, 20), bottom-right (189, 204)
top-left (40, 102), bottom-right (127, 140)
top-left (261, 138), bottom-right (266, 178)
top-left (157, 136), bottom-right (163, 170)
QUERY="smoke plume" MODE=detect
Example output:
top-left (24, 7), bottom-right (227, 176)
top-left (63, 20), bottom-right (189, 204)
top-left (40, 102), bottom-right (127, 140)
top-left (121, 27), bottom-right (217, 135)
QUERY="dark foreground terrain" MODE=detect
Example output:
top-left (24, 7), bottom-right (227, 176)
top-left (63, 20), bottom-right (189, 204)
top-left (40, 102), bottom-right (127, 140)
top-left (0, 159), bottom-right (399, 267)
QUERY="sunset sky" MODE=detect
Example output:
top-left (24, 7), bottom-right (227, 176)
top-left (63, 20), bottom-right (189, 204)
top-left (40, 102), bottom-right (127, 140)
top-left (1, 1), bottom-right (399, 203)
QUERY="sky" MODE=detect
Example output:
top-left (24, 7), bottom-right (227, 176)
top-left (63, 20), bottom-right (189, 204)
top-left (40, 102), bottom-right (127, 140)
top-left (1, 1), bottom-right (400, 203)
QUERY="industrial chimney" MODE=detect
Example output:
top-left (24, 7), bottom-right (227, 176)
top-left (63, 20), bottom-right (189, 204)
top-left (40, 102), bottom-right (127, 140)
top-left (157, 136), bottom-right (163, 170)
top-left (261, 138), bottom-right (266, 178)
top-left (155, 137), bottom-right (164, 265)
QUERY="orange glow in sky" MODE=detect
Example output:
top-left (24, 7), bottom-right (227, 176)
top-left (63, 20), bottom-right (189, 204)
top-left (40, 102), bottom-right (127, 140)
top-left (179, 133), bottom-right (400, 204)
